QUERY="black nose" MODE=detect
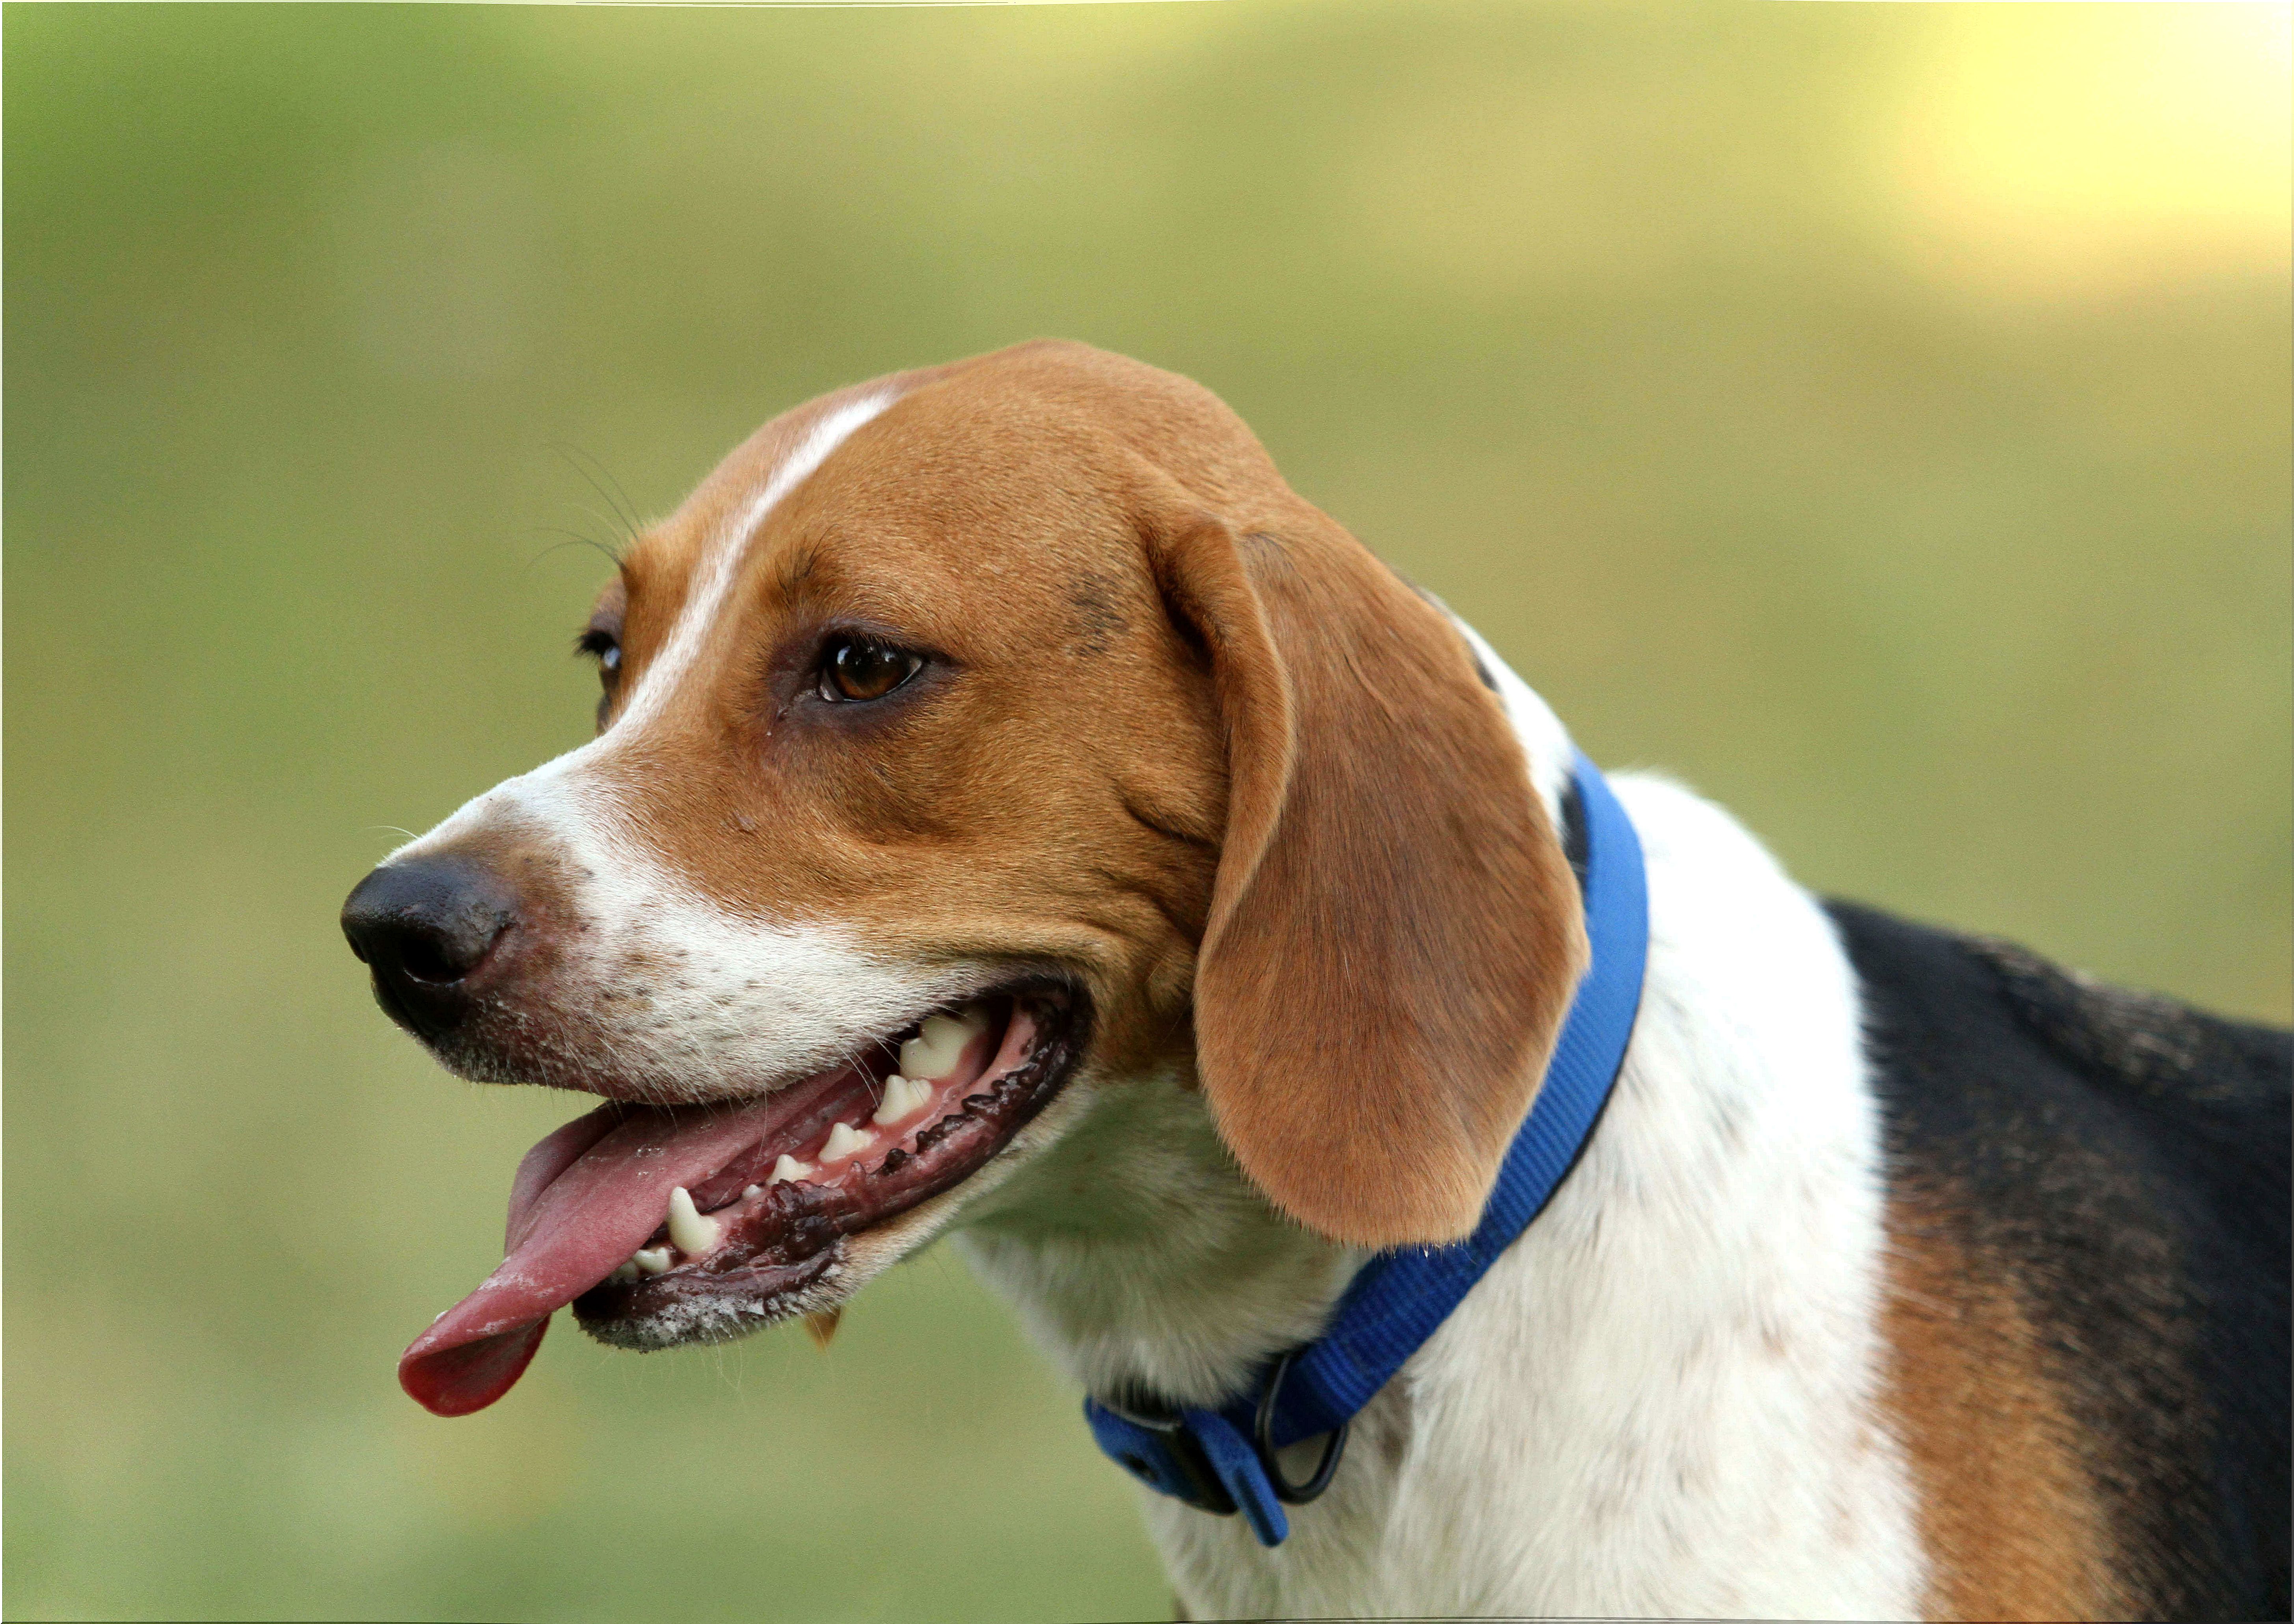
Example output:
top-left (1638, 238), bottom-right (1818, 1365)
top-left (341, 857), bottom-right (518, 1038)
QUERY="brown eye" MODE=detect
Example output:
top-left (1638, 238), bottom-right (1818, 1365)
top-left (820, 637), bottom-right (921, 702)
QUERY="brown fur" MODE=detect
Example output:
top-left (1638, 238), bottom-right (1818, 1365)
top-left (1146, 512), bottom-right (1586, 1244)
top-left (560, 340), bottom-right (1586, 1243)
top-left (1880, 1181), bottom-right (2127, 1621)
top-left (801, 1308), bottom-right (842, 1351)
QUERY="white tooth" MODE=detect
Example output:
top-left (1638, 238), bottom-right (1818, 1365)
top-left (667, 1186), bottom-right (721, 1257)
top-left (742, 1184), bottom-right (764, 1200)
top-left (873, 1074), bottom-right (927, 1126)
top-left (821, 1121), bottom-right (875, 1161)
top-left (767, 1154), bottom-right (812, 1185)
top-left (609, 1261), bottom-right (641, 1284)
top-left (633, 1247), bottom-right (673, 1275)
top-left (901, 1009), bottom-right (985, 1081)
top-left (896, 1034), bottom-right (940, 1080)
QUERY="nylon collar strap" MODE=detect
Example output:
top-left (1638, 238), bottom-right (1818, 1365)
top-left (1083, 751), bottom-right (1649, 1546)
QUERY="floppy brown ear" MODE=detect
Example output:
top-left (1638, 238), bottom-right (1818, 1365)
top-left (1149, 514), bottom-right (1589, 1247)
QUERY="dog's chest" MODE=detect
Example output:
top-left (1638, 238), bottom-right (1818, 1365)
top-left (1064, 778), bottom-right (1931, 1619)
top-left (968, 780), bottom-right (1936, 1615)
top-left (1138, 1157), bottom-right (1925, 1620)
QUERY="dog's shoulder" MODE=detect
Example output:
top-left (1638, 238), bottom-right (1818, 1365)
top-left (1826, 896), bottom-right (2288, 1225)
top-left (1971, 928), bottom-right (2292, 1121)
top-left (1825, 897), bottom-right (2290, 1622)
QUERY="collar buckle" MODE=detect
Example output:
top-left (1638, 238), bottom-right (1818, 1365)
top-left (1088, 1395), bottom-right (1239, 1517)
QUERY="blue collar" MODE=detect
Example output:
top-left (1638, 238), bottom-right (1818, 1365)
top-left (1084, 751), bottom-right (1649, 1546)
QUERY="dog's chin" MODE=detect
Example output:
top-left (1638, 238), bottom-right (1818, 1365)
top-left (559, 983), bottom-right (1090, 1353)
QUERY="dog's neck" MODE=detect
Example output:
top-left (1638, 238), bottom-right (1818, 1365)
top-left (954, 625), bottom-right (1577, 1408)
top-left (1444, 615), bottom-right (1576, 834)
top-left (950, 635), bottom-right (1925, 1618)
top-left (955, 1063), bottom-right (1357, 1407)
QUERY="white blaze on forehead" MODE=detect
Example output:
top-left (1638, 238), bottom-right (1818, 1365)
top-left (616, 387), bottom-right (897, 734)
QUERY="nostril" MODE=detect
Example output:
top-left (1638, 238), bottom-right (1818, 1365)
top-left (341, 857), bottom-right (520, 1021)
top-left (395, 924), bottom-right (480, 985)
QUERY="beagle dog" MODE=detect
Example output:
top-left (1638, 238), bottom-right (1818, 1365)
top-left (342, 341), bottom-right (2289, 1622)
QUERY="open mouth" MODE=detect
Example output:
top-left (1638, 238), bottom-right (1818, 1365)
top-left (399, 983), bottom-right (1083, 1416)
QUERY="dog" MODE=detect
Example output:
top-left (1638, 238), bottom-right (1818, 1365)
top-left (342, 341), bottom-right (2288, 1622)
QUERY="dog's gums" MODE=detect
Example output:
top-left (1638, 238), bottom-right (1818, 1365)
top-left (599, 1005), bottom-right (994, 1283)
top-left (398, 988), bottom-right (1082, 1417)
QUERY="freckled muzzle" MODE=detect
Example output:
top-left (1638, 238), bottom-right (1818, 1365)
top-left (396, 985), bottom-right (1086, 1417)
top-left (338, 822), bottom-right (608, 1094)
top-left (340, 823), bottom-right (691, 1101)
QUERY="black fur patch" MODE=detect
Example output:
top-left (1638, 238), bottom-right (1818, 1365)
top-left (1829, 900), bottom-right (2290, 1621)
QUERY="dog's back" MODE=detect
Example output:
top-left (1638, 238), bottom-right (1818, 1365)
top-left (1833, 900), bottom-right (2290, 1621)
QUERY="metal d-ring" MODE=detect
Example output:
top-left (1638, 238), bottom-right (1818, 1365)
top-left (1252, 1349), bottom-right (1348, 1505)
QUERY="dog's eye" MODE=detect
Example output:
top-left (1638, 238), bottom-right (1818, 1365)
top-left (577, 628), bottom-right (622, 681)
top-left (819, 637), bottom-right (922, 703)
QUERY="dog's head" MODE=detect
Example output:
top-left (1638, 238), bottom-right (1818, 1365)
top-left (343, 341), bottom-right (1587, 1415)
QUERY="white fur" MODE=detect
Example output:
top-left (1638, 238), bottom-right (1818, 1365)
top-left (1449, 612), bottom-right (1574, 827)
top-left (955, 639), bottom-right (1929, 1621)
top-left (618, 388), bottom-right (894, 733)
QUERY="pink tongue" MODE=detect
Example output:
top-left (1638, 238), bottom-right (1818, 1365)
top-left (399, 1097), bottom-right (780, 1417)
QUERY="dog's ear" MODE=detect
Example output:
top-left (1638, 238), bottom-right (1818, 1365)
top-left (1148, 514), bottom-right (1588, 1247)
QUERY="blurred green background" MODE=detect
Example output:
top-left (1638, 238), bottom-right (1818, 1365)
top-left (6, 4), bottom-right (2288, 1620)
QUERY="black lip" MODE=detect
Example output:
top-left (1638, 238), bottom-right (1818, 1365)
top-left (570, 981), bottom-right (1089, 1345)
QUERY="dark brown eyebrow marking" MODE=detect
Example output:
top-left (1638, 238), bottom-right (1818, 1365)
top-left (1069, 572), bottom-right (1127, 657)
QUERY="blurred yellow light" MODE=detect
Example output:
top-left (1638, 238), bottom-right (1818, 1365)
top-left (1890, 3), bottom-right (2294, 296)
